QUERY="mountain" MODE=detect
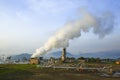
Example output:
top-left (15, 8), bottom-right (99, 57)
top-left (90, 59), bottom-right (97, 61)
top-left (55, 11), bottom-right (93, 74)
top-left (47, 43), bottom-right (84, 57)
top-left (74, 50), bottom-right (120, 59)
top-left (11, 50), bottom-right (120, 60)
top-left (11, 52), bottom-right (74, 61)
top-left (44, 51), bottom-right (74, 58)
top-left (45, 50), bottom-right (120, 59)
top-left (12, 53), bottom-right (31, 61)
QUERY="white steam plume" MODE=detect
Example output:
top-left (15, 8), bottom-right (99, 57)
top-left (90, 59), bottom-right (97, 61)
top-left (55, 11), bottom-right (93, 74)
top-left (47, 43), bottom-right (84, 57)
top-left (31, 11), bottom-right (114, 58)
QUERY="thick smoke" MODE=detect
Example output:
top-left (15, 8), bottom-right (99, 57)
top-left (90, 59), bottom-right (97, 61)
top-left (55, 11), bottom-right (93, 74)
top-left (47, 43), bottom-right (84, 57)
top-left (94, 13), bottom-right (114, 38)
top-left (31, 11), bottom-right (114, 58)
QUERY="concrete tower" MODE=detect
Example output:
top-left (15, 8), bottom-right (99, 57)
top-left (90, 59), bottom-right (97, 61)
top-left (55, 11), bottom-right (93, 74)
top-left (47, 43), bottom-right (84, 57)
top-left (61, 48), bottom-right (66, 62)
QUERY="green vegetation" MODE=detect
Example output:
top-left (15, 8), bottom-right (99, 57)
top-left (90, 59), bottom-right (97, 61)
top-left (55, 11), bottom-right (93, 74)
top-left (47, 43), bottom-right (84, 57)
top-left (0, 64), bottom-right (120, 80)
top-left (0, 64), bottom-right (35, 80)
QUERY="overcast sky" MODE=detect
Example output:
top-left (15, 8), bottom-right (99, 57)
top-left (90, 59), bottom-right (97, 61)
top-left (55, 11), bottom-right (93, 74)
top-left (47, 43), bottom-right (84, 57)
top-left (0, 0), bottom-right (120, 56)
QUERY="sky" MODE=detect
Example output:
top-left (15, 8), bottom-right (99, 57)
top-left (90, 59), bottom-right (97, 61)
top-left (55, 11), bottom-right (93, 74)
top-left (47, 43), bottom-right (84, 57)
top-left (0, 0), bottom-right (120, 56)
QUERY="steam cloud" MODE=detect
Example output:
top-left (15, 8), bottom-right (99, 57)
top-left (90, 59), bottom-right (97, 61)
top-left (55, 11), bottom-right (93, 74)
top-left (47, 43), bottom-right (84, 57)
top-left (31, 11), bottom-right (114, 58)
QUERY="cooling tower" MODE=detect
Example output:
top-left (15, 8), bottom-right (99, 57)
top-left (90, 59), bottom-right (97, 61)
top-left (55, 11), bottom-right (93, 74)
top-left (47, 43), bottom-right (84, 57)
top-left (61, 48), bottom-right (66, 62)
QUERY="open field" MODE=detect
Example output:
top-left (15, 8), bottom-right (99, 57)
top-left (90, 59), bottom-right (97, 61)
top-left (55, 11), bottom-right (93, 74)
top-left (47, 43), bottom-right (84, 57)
top-left (0, 64), bottom-right (120, 80)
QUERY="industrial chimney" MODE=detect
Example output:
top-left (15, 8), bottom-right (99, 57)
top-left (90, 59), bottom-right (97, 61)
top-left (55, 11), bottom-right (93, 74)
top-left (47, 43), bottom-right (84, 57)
top-left (61, 48), bottom-right (66, 62)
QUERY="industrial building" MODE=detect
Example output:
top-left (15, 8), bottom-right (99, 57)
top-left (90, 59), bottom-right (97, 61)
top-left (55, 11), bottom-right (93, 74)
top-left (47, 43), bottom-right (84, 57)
top-left (30, 57), bottom-right (40, 64)
top-left (30, 48), bottom-right (67, 64)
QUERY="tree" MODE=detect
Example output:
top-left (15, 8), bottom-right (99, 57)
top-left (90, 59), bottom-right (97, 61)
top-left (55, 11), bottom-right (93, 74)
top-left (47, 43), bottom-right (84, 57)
top-left (88, 57), bottom-right (96, 62)
top-left (95, 58), bottom-right (101, 63)
top-left (78, 56), bottom-right (85, 60)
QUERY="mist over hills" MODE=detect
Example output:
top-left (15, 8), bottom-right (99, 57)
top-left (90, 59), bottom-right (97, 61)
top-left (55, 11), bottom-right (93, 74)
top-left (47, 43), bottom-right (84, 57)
top-left (11, 50), bottom-right (120, 60)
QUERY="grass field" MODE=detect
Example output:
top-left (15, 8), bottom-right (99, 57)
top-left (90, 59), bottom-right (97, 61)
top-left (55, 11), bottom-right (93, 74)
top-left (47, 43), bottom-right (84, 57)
top-left (0, 64), bottom-right (120, 80)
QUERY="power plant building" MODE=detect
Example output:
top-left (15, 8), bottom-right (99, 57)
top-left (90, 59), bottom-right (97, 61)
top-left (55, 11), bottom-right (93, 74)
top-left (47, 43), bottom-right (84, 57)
top-left (30, 57), bottom-right (40, 64)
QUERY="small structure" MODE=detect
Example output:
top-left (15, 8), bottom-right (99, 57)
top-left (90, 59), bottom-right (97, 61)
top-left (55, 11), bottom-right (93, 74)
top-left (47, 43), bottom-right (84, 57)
top-left (30, 57), bottom-right (40, 64)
